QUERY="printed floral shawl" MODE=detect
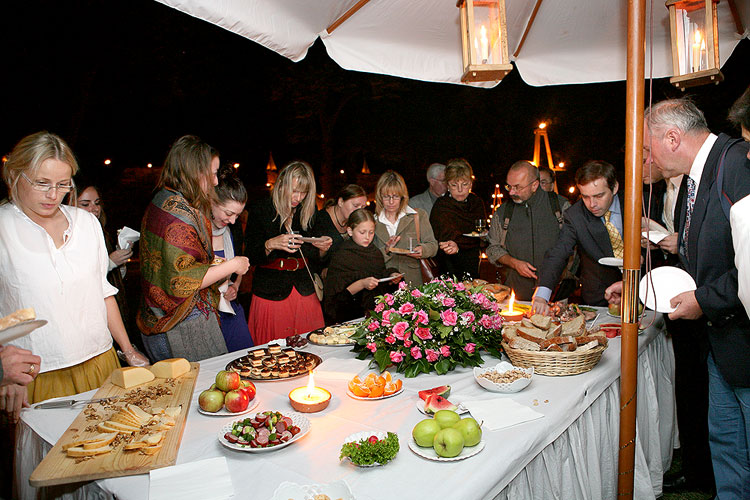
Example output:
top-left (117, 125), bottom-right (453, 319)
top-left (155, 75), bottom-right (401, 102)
top-left (137, 188), bottom-right (219, 335)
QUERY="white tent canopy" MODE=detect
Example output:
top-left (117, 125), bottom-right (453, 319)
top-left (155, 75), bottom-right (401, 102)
top-left (155, 0), bottom-right (748, 87)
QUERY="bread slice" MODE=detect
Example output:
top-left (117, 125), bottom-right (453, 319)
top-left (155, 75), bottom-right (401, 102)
top-left (502, 326), bottom-right (518, 342)
top-left (575, 334), bottom-right (608, 347)
top-left (520, 318), bottom-right (535, 329)
top-left (508, 337), bottom-right (541, 351)
top-left (517, 326), bottom-right (547, 340)
top-left (517, 331), bottom-right (545, 345)
top-left (546, 324), bottom-right (563, 339)
top-left (577, 340), bottom-right (600, 352)
top-left (530, 314), bottom-right (552, 330)
top-left (66, 444), bottom-right (112, 457)
top-left (539, 336), bottom-right (577, 350)
top-left (561, 315), bottom-right (586, 337)
top-left (0, 308), bottom-right (35, 330)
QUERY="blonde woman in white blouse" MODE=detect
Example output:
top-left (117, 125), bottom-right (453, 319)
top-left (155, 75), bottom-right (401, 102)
top-left (0, 131), bottom-right (146, 422)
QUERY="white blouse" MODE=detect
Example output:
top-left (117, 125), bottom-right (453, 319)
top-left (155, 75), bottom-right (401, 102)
top-left (377, 206), bottom-right (417, 237)
top-left (0, 202), bottom-right (117, 372)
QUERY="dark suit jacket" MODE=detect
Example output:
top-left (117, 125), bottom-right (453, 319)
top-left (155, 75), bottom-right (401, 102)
top-left (675, 133), bottom-right (750, 387)
top-left (538, 193), bottom-right (624, 306)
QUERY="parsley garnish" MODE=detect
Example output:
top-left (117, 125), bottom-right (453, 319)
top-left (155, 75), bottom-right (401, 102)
top-left (339, 432), bottom-right (399, 466)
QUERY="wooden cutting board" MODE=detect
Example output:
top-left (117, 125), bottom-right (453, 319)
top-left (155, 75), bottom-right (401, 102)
top-left (30, 362), bottom-right (199, 487)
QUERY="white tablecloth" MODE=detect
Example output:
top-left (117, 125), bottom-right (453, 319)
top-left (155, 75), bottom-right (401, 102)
top-left (16, 311), bottom-right (675, 500)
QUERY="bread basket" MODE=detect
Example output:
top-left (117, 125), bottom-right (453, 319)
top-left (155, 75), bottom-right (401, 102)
top-left (501, 341), bottom-right (606, 376)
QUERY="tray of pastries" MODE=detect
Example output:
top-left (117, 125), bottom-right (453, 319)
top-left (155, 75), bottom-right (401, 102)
top-left (226, 345), bottom-right (322, 381)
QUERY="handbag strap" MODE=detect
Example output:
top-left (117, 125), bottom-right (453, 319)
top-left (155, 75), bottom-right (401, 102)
top-left (413, 212), bottom-right (421, 242)
top-left (297, 240), bottom-right (318, 285)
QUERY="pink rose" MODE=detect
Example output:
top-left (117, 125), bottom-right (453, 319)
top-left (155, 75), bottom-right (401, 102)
top-left (384, 293), bottom-right (395, 306)
top-left (374, 303), bottom-right (385, 313)
top-left (479, 314), bottom-right (493, 329)
top-left (399, 303), bottom-right (415, 315)
top-left (461, 311), bottom-right (475, 323)
top-left (403, 339), bottom-right (413, 348)
top-left (390, 351), bottom-right (404, 363)
top-left (410, 346), bottom-right (422, 359)
top-left (368, 321), bottom-right (380, 331)
top-left (454, 282), bottom-right (466, 291)
top-left (442, 297), bottom-right (456, 307)
top-left (439, 345), bottom-right (451, 357)
top-left (411, 289), bottom-right (423, 299)
top-left (415, 327), bottom-right (432, 340)
top-left (464, 343), bottom-right (476, 354)
top-left (367, 342), bottom-right (377, 353)
top-left (392, 321), bottom-right (409, 340)
top-left (425, 349), bottom-right (439, 362)
top-left (414, 310), bottom-right (429, 325)
top-left (385, 335), bottom-right (397, 344)
top-left (382, 309), bottom-right (395, 325)
top-left (398, 281), bottom-right (408, 290)
top-left (441, 309), bottom-right (458, 326)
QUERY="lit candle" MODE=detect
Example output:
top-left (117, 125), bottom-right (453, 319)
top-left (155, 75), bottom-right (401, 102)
top-left (692, 30), bottom-right (702, 72)
top-left (289, 371), bottom-right (331, 413)
top-left (479, 25), bottom-right (489, 63)
top-left (700, 37), bottom-right (707, 71)
top-left (500, 291), bottom-right (524, 322)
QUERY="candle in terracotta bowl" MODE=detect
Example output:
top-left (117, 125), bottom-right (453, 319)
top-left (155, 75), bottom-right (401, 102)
top-left (500, 291), bottom-right (524, 322)
top-left (289, 371), bottom-right (331, 413)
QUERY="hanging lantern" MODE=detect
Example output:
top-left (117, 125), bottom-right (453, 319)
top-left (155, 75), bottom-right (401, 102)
top-left (457, 0), bottom-right (513, 83)
top-left (665, 0), bottom-right (723, 90)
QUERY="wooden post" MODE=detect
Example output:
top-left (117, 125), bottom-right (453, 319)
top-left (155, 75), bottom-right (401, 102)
top-left (618, 0), bottom-right (645, 498)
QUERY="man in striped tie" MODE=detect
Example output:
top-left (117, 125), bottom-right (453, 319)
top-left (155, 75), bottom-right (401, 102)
top-left (644, 98), bottom-right (750, 500)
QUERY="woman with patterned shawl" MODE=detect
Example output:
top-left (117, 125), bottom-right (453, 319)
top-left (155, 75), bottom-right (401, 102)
top-left (137, 136), bottom-right (250, 362)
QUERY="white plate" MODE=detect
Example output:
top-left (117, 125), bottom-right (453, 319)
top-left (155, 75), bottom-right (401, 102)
top-left (377, 274), bottom-right (404, 283)
top-left (346, 386), bottom-right (404, 401)
top-left (416, 399), bottom-right (469, 415)
top-left (473, 361), bottom-right (533, 393)
top-left (298, 236), bottom-right (324, 243)
top-left (598, 257), bottom-right (623, 268)
top-left (408, 437), bottom-right (485, 462)
top-left (639, 267), bottom-right (697, 313)
top-left (198, 397), bottom-right (259, 417)
top-left (462, 232), bottom-right (488, 238)
top-left (341, 431), bottom-right (394, 467)
top-left (217, 411), bottom-right (310, 452)
top-left (0, 319), bottom-right (47, 344)
top-left (271, 480), bottom-right (355, 500)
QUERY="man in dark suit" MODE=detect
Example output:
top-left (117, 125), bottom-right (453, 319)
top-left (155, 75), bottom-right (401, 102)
top-left (531, 161), bottom-right (623, 313)
top-left (644, 98), bottom-right (750, 500)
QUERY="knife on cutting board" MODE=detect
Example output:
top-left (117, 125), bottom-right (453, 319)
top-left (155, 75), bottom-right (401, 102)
top-left (34, 397), bottom-right (117, 409)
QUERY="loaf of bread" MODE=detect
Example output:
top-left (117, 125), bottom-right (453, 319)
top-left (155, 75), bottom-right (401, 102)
top-left (0, 308), bottom-right (35, 330)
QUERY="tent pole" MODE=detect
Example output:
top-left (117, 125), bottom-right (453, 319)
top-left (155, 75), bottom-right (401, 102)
top-left (326, 0), bottom-right (372, 34)
top-left (513, 0), bottom-right (544, 58)
top-left (618, 0), bottom-right (646, 498)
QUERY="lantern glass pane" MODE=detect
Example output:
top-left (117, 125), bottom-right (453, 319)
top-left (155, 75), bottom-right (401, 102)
top-left (675, 6), bottom-right (708, 75)
top-left (471, 0), bottom-right (503, 65)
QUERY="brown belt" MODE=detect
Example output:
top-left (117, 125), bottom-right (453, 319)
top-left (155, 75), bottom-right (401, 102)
top-left (260, 257), bottom-right (304, 271)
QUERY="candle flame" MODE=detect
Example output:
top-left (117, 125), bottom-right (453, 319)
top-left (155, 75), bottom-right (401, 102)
top-left (509, 291), bottom-right (516, 312)
top-left (306, 370), bottom-right (315, 398)
top-left (694, 30), bottom-right (702, 44)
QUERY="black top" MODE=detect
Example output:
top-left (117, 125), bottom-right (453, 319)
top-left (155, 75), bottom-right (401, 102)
top-left (311, 208), bottom-right (348, 271)
top-left (244, 197), bottom-right (321, 301)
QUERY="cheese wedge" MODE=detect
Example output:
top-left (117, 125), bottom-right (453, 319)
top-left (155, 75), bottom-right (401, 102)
top-left (150, 358), bottom-right (191, 379)
top-left (127, 404), bottom-right (154, 424)
top-left (83, 433), bottom-right (118, 450)
top-left (62, 432), bottom-right (118, 451)
top-left (66, 444), bottom-right (112, 457)
top-left (111, 366), bottom-right (155, 389)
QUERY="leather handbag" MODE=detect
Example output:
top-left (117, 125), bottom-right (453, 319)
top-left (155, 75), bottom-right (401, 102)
top-left (413, 213), bottom-right (440, 283)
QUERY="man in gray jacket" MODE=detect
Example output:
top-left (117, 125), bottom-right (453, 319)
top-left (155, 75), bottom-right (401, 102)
top-left (487, 161), bottom-right (570, 300)
top-left (409, 163), bottom-right (446, 216)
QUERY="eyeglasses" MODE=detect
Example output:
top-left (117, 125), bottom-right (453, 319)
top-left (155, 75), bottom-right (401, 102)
top-left (22, 173), bottom-right (75, 193)
top-left (382, 195), bottom-right (402, 201)
top-left (504, 180), bottom-right (536, 192)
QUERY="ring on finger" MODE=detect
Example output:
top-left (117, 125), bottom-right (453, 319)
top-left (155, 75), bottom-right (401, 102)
top-left (28, 363), bottom-right (35, 375)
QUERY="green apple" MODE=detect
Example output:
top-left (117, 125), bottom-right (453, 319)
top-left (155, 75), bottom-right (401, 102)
top-left (433, 428), bottom-right (464, 458)
top-left (412, 418), bottom-right (442, 447)
top-left (433, 409), bottom-right (461, 429)
top-left (452, 418), bottom-right (482, 447)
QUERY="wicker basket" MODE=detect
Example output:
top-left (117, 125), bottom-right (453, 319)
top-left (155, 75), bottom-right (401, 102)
top-left (501, 341), bottom-right (606, 376)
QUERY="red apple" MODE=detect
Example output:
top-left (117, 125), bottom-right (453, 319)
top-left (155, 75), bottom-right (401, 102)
top-left (239, 380), bottom-right (256, 401)
top-left (198, 389), bottom-right (225, 413)
top-left (209, 383), bottom-right (226, 395)
top-left (215, 370), bottom-right (241, 392)
top-left (224, 389), bottom-right (250, 413)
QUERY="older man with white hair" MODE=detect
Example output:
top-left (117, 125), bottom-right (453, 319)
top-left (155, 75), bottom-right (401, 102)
top-left (409, 162), bottom-right (446, 216)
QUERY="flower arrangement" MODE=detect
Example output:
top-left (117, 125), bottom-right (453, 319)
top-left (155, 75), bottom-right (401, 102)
top-left (350, 277), bottom-right (505, 377)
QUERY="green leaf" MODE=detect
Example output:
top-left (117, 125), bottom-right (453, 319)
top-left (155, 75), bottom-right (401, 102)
top-left (435, 359), bottom-right (451, 375)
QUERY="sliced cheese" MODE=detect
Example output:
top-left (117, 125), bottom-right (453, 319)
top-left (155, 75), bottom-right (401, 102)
top-left (66, 444), bottom-right (112, 457)
top-left (111, 366), bottom-right (155, 389)
top-left (150, 358), bottom-right (191, 379)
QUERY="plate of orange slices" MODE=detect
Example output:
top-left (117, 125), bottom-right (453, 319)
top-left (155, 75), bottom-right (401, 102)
top-left (347, 372), bottom-right (404, 400)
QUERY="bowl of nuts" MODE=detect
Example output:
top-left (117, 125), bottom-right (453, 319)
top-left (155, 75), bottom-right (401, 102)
top-left (473, 361), bottom-right (533, 393)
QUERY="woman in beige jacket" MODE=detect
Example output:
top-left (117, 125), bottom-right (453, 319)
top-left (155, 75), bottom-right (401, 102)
top-left (373, 171), bottom-right (438, 287)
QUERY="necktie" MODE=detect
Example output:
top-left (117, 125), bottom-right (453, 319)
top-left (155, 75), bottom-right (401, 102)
top-left (604, 210), bottom-right (624, 259)
top-left (681, 177), bottom-right (697, 257)
top-left (663, 180), bottom-right (676, 234)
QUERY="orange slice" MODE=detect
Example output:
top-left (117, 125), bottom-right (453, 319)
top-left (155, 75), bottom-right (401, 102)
top-left (351, 375), bottom-right (362, 385)
top-left (351, 383), bottom-right (371, 397)
top-left (376, 376), bottom-right (386, 387)
top-left (394, 379), bottom-right (403, 391)
top-left (364, 373), bottom-right (378, 387)
top-left (347, 379), bottom-right (358, 393)
top-left (383, 381), bottom-right (398, 396)
top-left (383, 372), bottom-right (392, 383)
top-left (369, 384), bottom-right (385, 398)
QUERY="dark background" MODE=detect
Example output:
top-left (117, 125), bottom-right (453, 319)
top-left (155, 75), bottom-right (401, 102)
top-left (1, 0), bottom-right (748, 232)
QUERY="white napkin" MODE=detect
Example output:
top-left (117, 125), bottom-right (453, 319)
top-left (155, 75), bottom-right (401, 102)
top-left (218, 282), bottom-right (235, 314)
top-left (314, 358), bottom-right (371, 380)
top-left (641, 230), bottom-right (669, 244)
top-left (463, 398), bottom-right (544, 431)
top-left (117, 226), bottom-right (140, 250)
top-left (150, 456), bottom-right (234, 500)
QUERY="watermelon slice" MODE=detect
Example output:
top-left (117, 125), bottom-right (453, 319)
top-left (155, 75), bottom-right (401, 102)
top-left (418, 385), bottom-right (451, 401)
top-left (424, 393), bottom-right (458, 414)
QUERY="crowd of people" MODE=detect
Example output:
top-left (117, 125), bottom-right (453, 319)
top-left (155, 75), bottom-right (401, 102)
top-left (1, 91), bottom-right (749, 499)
